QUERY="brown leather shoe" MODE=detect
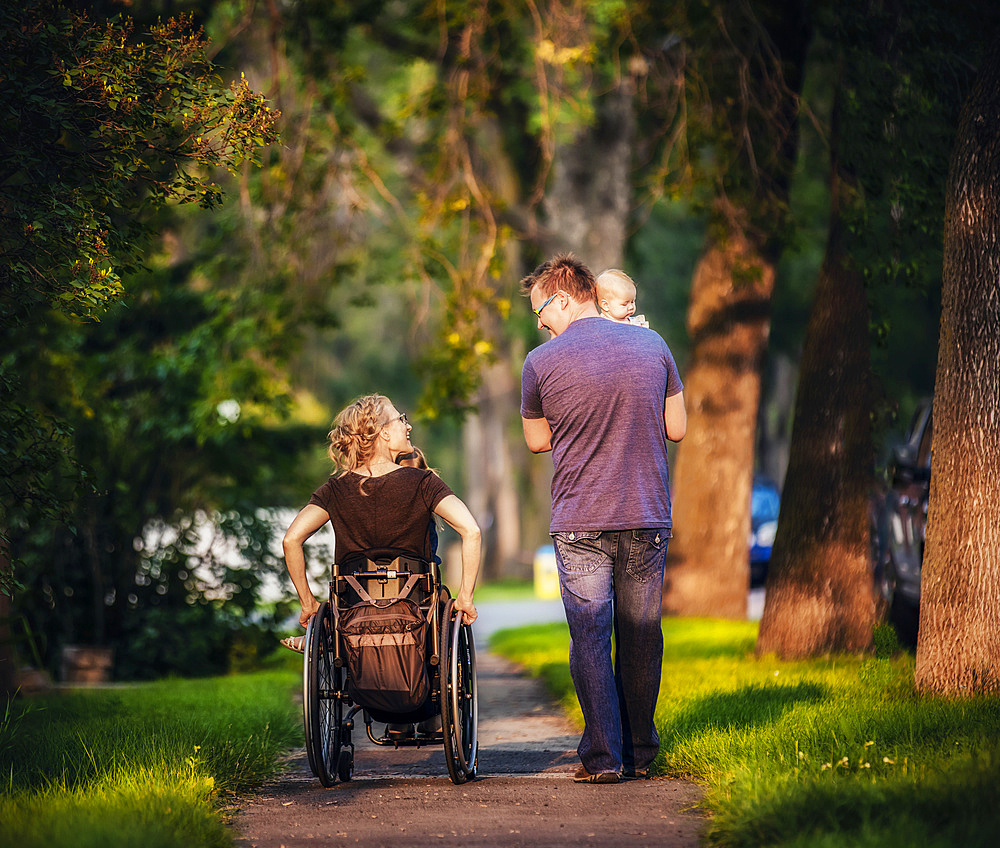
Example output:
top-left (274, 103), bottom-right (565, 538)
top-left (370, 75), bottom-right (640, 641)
top-left (573, 766), bottom-right (620, 784)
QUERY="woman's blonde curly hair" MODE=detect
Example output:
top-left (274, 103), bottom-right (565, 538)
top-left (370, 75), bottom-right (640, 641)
top-left (327, 394), bottom-right (393, 474)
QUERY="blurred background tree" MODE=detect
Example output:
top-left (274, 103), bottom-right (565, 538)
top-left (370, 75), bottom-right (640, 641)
top-left (644, 0), bottom-right (811, 620)
top-left (198, 0), bottom-right (701, 580)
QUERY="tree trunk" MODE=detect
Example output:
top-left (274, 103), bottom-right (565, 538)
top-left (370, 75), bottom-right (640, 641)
top-left (755, 164), bottom-right (877, 657)
top-left (507, 77), bottom-right (632, 564)
top-left (462, 358), bottom-right (526, 580)
top-left (915, 37), bottom-right (1000, 695)
top-left (660, 0), bottom-right (809, 618)
top-left (454, 79), bottom-right (634, 581)
top-left (662, 232), bottom-right (775, 618)
top-left (757, 351), bottom-right (797, 487)
top-left (540, 76), bottom-right (634, 273)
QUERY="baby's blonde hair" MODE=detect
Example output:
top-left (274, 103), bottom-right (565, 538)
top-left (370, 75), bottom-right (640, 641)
top-left (327, 394), bottom-right (393, 474)
top-left (596, 269), bottom-right (637, 302)
top-left (396, 445), bottom-right (438, 475)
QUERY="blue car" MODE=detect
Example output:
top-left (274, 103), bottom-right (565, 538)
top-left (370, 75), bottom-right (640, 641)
top-left (750, 476), bottom-right (781, 586)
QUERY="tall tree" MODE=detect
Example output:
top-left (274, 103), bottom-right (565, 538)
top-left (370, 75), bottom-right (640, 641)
top-left (755, 85), bottom-right (876, 655)
top-left (465, 2), bottom-right (639, 575)
top-left (915, 33), bottom-right (1000, 695)
top-left (658, 0), bottom-right (810, 618)
top-left (757, 2), bottom-right (997, 657)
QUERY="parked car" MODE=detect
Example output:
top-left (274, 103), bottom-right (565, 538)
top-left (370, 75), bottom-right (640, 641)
top-left (750, 476), bottom-right (781, 586)
top-left (873, 398), bottom-right (932, 644)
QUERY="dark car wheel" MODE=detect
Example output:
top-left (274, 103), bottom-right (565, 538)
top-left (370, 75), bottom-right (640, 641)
top-left (889, 594), bottom-right (919, 648)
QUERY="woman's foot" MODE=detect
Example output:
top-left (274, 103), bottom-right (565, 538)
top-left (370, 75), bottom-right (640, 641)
top-left (416, 715), bottom-right (442, 738)
top-left (281, 635), bottom-right (306, 654)
top-left (386, 723), bottom-right (415, 740)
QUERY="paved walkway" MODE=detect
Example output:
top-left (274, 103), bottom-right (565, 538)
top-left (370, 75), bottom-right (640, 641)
top-left (233, 602), bottom-right (706, 848)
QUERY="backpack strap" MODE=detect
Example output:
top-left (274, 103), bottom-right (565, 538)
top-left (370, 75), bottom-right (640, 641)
top-left (342, 572), bottom-right (423, 609)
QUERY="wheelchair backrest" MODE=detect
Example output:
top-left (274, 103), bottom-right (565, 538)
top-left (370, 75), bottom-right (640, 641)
top-left (334, 548), bottom-right (436, 607)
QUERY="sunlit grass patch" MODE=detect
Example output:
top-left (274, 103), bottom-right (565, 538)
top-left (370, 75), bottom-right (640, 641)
top-left (5, 671), bottom-right (300, 793)
top-left (2, 668), bottom-right (300, 848)
top-left (491, 617), bottom-right (1000, 848)
top-left (0, 768), bottom-right (230, 848)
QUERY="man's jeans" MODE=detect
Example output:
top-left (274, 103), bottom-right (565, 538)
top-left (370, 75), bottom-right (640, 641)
top-left (552, 528), bottom-right (668, 775)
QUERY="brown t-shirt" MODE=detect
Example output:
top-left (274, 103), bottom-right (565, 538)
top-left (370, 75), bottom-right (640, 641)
top-left (308, 467), bottom-right (454, 563)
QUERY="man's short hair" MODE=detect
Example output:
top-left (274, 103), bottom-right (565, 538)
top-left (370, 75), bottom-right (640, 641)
top-left (519, 253), bottom-right (597, 303)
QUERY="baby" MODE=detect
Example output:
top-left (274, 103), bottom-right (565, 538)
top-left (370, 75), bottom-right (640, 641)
top-left (596, 269), bottom-right (648, 327)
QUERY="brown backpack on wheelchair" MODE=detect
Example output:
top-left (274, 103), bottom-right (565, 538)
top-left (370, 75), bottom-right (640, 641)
top-left (337, 554), bottom-right (433, 715)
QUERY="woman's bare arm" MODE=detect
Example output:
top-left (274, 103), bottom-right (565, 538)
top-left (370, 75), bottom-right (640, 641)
top-left (282, 504), bottom-right (330, 627)
top-left (433, 494), bottom-right (482, 624)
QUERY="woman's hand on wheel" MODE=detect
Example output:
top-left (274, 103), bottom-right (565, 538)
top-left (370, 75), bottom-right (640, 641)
top-left (299, 600), bottom-right (321, 628)
top-left (454, 593), bottom-right (477, 625)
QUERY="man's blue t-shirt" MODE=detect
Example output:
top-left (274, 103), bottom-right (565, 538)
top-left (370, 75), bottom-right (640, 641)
top-left (520, 316), bottom-right (683, 533)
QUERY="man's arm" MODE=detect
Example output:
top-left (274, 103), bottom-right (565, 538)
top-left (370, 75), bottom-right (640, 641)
top-left (522, 416), bottom-right (553, 453)
top-left (664, 391), bottom-right (687, 442)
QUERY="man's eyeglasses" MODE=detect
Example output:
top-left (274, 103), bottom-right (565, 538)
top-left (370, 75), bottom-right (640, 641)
top-left (532, 291), bottom-right (560, 317)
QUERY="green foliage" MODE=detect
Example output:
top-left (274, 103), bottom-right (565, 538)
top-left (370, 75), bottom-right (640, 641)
top-left (872, 622), bottom-right (901, 660)
top-left (829, 1), bottom-right (977, 293)
top-left (731, 1), bottom-right (1000, 455)
top-left (493, 617), bottom-right (1000, 848)
top-left (1, 668), bottom-right (300, 848)
top-left (217, 0), bottom-right (657, 415)
top-left (0, 1), bottom-right (277, 324)
top-left (627, 197), bottom-right (707, 367)
top-left (820, 1), bottom-right (1000, 424)
top-left (630, 0), bottom-right (809, 252)
top-left (1, 0), bottom-right (278, 604)
top-left (6, 230), bottom-right (316, 678)
top-left (0, 2), bottom-right (332, 683)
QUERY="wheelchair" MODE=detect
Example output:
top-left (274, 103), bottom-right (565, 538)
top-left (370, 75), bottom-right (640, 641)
top-left (301, 547), bottom-right (478, 786)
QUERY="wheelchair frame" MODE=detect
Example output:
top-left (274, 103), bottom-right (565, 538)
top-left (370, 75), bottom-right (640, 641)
top-left (301, 549), bottom-right (478, 786)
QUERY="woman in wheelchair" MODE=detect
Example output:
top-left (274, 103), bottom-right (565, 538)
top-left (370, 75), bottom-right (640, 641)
top-left (281, 393), bottom-right (481, 646)
top-left (280, 394), bottom-right (482, 784)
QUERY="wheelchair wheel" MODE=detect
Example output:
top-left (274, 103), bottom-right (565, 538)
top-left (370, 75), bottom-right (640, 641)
top-left (304, 602), bottom-right (345, 787)
top-left (302, 611), bottom-right (319, 778)
top-left (439, 599), bottom-right (478, 784)
top-left (337, 748), bottom-right (354, 782)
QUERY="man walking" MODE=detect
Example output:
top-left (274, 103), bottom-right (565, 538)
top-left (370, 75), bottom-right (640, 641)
top-left (520, 254), bottom-right (686, 784)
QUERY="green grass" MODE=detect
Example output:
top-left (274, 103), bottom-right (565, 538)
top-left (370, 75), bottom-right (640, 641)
top-left (1, 661), bottom-right (301, 848)
top-left (474, 578), bottom-right (538, 603)
top-left (490, 619), bottom-right (1000, 848)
